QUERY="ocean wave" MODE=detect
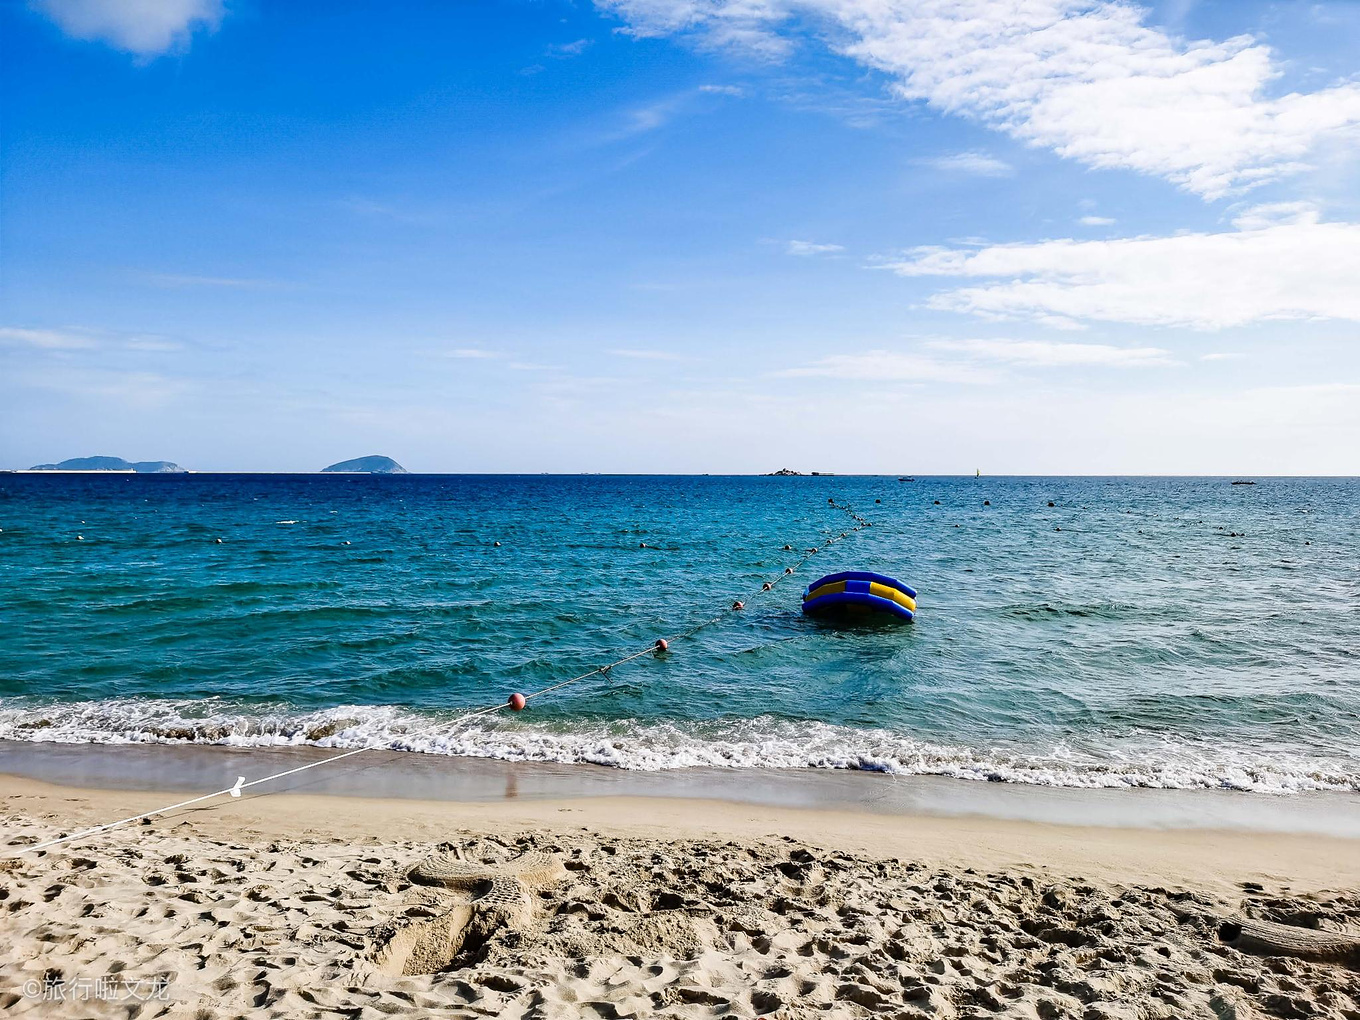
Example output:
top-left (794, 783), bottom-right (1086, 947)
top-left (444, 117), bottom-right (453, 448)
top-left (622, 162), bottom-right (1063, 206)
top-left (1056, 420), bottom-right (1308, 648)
top-left (1, 698), bottom-right (1356, 794)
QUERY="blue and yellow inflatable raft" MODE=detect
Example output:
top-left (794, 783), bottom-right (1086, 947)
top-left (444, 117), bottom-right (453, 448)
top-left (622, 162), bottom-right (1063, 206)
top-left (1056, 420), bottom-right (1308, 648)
top-left (802, 571), bottom-right (917, 622)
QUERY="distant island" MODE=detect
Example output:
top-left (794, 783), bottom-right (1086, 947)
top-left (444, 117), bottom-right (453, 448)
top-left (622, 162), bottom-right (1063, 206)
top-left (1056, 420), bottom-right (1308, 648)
top-left (29, 456), bottom-right (185, 473)
top-left (321, 455), bottom-right (407, 474)
top-left (766, 468), bottom-right (835, 477)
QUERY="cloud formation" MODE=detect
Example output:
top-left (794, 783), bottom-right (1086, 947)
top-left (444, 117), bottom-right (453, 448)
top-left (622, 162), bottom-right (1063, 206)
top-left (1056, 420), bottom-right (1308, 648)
top-left (782, 337), bottom-right (1178, 385)
top-left (779, 349), bottom-right (988, 384)
top-left (0, 326), bottom-right (97, 350)
top-left (926, 338), bottom-right (1178, 368)
top-left (786, 239), bottom-right (844, 256)
top-left (884, 205), bottom-right (1360, 330)
top-left (598, 0), bottom-right (1360, 198)
top-left (35, 0), bottom-right (224, 56)
top-left (917, 151), bottom-right (1013, 178)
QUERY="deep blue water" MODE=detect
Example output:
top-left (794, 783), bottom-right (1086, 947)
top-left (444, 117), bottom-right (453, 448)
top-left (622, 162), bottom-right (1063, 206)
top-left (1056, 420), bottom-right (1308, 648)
top-left (1, 473), bottom-right (1357, 792)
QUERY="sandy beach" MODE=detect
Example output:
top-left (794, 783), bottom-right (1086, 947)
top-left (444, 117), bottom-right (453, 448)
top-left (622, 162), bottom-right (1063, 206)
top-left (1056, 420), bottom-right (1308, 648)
top-left (4, 751), bottom-right (1360, 1019)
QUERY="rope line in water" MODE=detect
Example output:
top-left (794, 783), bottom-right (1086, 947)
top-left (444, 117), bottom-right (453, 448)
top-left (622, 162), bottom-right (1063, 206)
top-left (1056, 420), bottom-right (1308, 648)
top-left (16, 500), bottom-right (873, 856)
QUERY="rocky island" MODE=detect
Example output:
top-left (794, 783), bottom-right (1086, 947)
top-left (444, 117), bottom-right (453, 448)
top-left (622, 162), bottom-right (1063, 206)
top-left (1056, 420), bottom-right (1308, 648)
top-left (29, 456), bottom-right (185, 473)
top-left (321, 455), bottom-right (407, 474)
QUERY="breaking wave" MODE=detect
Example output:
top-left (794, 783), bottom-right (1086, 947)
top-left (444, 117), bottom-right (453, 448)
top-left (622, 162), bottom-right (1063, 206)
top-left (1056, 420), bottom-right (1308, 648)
top-left (1, 698), bottom-right (1355, 795)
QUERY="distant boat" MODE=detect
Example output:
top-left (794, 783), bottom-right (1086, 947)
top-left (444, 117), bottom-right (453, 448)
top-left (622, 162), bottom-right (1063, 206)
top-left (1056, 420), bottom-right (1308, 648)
top-left (1231, 480), bottom-right (1257, 485)
top-left (975, 468), bottom-right (981, 478)
top-left (898, 476), bottom-right (914, 482)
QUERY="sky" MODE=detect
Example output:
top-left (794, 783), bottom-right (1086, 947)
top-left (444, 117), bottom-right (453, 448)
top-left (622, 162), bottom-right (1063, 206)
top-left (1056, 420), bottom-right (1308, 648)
top-left (2, 0), bottom-right (1359, 474)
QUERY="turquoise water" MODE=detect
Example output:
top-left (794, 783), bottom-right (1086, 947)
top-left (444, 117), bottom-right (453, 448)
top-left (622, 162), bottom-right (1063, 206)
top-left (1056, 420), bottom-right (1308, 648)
top-left (1, 474), bottom-right (1357, 793)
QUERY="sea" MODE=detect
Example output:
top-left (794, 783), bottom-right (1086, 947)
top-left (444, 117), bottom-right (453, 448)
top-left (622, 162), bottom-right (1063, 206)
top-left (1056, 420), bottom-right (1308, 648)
top-left (1, 473), bottom-right (1357, 795)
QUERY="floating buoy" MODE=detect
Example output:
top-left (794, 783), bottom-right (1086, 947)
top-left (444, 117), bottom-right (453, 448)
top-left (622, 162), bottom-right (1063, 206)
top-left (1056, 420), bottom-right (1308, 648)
top-left (508, 693), bottom-right (526, 711)
top-left (215, 538), bottom-right (223, 544)
top-left (762, 582), bottom-right (772, 591)
top-left (934, 500), bottom-right (940, 505)
top-left (493, 540), bottom-right (501, 547)
top-left (802, 570), bottom-right (916, 623)
top-left (342, 540), bottom-right (351, 546)
top-left (828, 498), bottom-right (835, 505)
top-left (783, 544), bottom-right (793, 551)
top-left (732, 600), bottom-right (744, 610)
top-left (875, 499), bottom-right (881, 504)
top-left (76, 535), bottom-right (84, 541)
top-left (1048, 501), bottom-right (1055, 508)
top-left (654, 638), bottom-right (668, 653)
top-left (983, 500), bottom-right (990, 506)
top-left (1055, 526), bottom-right (1061, 532)
top-left (784, 567), bottom-right (794, 574)
top-left (639, 542), bottom-right (648, 549)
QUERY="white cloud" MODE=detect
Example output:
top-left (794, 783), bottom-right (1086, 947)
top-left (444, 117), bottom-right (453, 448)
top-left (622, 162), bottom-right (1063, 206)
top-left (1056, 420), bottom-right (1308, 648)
top-left (597, 0), bottom-right (1360, 198)
top-left (0, 326), bottom-right (97, 350)
top-left (1199, 352), bottom-right (1244, 361)
top-left (36, 0), bottom-right (223, 56)
top-left (918, 151), bottom-right (1013, 177)
top-left (786, 239), bottom-right (844, 256)
top-left (1079, 215), bottom-right (1116, 226)
top-left (883, 206), bottom-right (1360, 330)
top-left (778, 349), bottom-right (992, 384)
top-left (440, 348), bottom-right (500, 359)
top-left (1228, 200), bottom-right (1320, 231)
top-left (547, 38), bottom-right (593, 58)
top-left (927, 337), bottom-right (1178, 368)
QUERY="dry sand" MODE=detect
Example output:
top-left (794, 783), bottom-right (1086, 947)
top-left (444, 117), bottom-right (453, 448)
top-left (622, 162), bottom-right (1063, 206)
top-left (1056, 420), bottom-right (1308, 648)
top-left (3, 773), bottom-right (1359, 1019)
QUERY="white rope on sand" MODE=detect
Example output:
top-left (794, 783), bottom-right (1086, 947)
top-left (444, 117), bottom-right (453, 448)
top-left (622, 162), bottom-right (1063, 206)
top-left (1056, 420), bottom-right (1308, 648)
top-left (15, 500), bottom-right (875, 856)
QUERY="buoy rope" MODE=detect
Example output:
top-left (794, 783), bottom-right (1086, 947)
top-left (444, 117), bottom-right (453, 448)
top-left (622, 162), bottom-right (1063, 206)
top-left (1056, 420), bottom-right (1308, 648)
top-left (15, 500), bottom-right (873, 856)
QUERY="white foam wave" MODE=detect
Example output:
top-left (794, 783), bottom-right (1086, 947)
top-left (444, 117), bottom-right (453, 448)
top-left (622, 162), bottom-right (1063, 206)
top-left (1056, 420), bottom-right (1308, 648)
top-left (1, 698), bottom-right (1355, 794)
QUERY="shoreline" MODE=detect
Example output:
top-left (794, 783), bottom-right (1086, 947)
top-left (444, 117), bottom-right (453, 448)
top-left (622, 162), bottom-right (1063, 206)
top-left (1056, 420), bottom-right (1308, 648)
top-left (4, 740), bottom-right (1360, 893)
top-left (3, 739), bottom-right (1359, 838)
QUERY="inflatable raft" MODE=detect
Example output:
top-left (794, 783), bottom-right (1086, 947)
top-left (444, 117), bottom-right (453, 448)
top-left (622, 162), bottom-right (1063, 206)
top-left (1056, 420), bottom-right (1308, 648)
top-left (802, 571), bottom-right (917, 622)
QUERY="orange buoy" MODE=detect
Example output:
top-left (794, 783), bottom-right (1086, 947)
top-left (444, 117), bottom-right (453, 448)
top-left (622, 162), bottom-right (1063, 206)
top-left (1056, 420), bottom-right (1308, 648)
top-left (654, 638), bottom-right (668, 653)
top-left (508, 692), bottom-right (526, 711)
top-left (732, 600), bottom-right (744, 610)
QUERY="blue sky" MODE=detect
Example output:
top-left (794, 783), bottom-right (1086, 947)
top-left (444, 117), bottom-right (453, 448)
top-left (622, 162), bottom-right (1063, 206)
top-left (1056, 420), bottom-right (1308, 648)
top-left (2, 0), bottom-right (1359, 473)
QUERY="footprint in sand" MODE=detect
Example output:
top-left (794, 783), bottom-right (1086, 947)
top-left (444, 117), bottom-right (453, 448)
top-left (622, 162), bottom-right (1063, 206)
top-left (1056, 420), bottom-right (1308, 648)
top-left (369, 851), bottom-right (566, 977)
